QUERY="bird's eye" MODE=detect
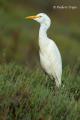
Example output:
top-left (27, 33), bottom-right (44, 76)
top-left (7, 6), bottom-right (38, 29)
top-left (39, 15), bottom-right (42, 18)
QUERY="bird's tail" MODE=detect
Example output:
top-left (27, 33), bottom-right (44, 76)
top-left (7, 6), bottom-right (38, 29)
top-left (55, 78), bottom-right (61, 88)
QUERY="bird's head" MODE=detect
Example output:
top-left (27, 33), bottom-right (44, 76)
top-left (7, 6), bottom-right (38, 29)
top-left (25, 13), bottom-right (51, 28)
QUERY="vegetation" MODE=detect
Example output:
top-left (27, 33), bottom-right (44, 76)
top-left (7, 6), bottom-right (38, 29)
top-left (0, 1), bottom-right (80, 120)
top-left (0, 63), bottom-right (80, 120)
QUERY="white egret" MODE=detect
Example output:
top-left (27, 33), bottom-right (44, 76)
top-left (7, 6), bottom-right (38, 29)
top-left (26, 13), bottom-right (62, 87)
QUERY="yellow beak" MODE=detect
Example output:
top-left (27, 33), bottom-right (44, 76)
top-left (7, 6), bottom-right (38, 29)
top-left (25, 15), bottom-right (41, 20)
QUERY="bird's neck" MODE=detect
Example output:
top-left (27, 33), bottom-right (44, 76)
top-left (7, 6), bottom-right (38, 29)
top-left (39, 24), bottom-right (48, 40)
top-left (39, 24), bottom-right (49, 51)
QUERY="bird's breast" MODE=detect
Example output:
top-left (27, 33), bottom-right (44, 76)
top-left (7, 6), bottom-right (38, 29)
top-left (39, 51), bottom-right (52, 74)
top-left (39, 37), bottom-right (49, 52)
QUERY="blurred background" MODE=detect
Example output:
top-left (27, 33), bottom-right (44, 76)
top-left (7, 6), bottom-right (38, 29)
top-left (0, 0), bottom-right (80, 69)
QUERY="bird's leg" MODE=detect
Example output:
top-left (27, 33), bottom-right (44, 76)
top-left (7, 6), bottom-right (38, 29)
top-left (44, 72), bottom-right (48, 86)
top-left (43, 71), bottom-right (59, 92)
top-left (51, 76), bottom-right (60, 95)
top-left (44, 73), bottom-right (54, 89)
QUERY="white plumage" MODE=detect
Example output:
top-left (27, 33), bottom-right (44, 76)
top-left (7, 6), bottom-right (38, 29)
top-left (26, 13), bottom-right (62, 87)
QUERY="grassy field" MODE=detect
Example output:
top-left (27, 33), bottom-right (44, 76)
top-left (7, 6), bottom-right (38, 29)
top-left (0, 63), bottom-right (80, 120)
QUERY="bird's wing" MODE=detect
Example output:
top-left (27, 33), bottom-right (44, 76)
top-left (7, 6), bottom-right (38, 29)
top-left (47, 39), bottom-right (62, 85)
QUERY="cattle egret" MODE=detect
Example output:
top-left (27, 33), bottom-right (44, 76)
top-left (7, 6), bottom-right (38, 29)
top-left (25, 13), bottom-right (62, 87)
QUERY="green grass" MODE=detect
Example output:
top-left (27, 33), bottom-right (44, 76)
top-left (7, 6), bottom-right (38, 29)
top-left (0, 63), bottom-right (80, 120)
